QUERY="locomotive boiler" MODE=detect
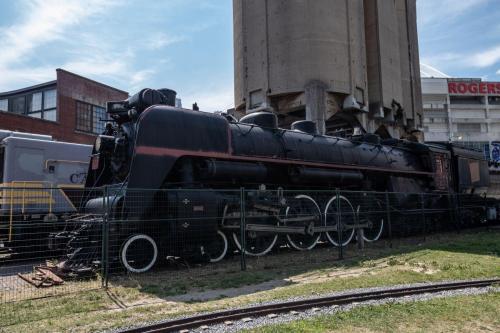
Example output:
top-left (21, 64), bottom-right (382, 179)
top-left (60, 88), bottom-right (491, 273)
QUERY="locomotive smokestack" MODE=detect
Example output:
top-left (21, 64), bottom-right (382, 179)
top-left (157, 88), bottom-right (177, 107)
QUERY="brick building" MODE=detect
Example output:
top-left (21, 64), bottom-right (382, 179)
top-left (0, 69), bottom-right (128, 144)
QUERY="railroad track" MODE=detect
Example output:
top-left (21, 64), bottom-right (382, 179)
top-left (120, 278), bottom-right (500, 333)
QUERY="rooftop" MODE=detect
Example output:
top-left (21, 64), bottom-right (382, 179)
top-left (0, 68), bottom-right (128, 98)
top-left (0, 80), bottom-right (56, 97)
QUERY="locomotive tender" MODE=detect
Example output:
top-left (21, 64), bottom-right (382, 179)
top-left (65, 88), bottom-right (491, 273)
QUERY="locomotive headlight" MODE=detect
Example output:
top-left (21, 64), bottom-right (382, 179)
top-left (95, 135), bottom-right (115, 154)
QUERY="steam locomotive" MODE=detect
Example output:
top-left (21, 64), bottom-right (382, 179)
top-left (59, 88), bottom-right (492, 273)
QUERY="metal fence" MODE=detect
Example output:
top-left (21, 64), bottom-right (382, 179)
top-left (0, 185), bottom-right (493, 312)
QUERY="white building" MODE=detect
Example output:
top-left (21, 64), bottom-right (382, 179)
top-left (422, 77), bottom-right (500, 161)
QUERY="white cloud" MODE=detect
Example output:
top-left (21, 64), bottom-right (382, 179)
top-left (0, 66), bottom-right (55, 91)
top-left (497, 69), bottom-right (500, 75)
top-left (130, 69), bottom-right (156, 85)
top-left (418, 0), bottom-right (489, 26)
top-left (0, 0), bottom-right (117, 68)
top-left (420, 53), bottom-right (462, 71)
top-left (0, 0), bottom-right (123, 90)
top-left (146, 33), bottom-right (185, 50)
top-left (469, 45), bottom-right (500, 68)
top-left (63, 58), bottom-right (128, 77)
top-left (421, 45), bottom-right (500, 74)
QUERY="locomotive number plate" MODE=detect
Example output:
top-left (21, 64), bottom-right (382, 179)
top-left (193, 205), bottom-right (204, 212)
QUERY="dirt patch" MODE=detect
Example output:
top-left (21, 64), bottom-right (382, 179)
top-left (286, 262), bottom-right (389, 284)
top-left (167, 279), bottom-right (290, 302)
top-left (405, 262), bottom-right (440, 275)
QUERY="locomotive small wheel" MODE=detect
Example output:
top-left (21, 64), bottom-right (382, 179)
top-left (324, 195), bottom-right (356, 247)
top-left (232, 220), bottom-right (278, 257)
top-left (285, 195), bottom-right (322, 251)
top-left (356, 205), bottom-right (384, 242)
top-left (208, 230), bottom-right (229, 263)
top-left (120, 234), bottom-right (158, 273)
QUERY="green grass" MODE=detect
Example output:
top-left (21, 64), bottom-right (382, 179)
top-left (248, 292), bottom-right (500, 333)
top-left (0, 229), bottom-right (498, 332)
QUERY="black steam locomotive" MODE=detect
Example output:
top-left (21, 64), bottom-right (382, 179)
top-left (59, 88), bottom-right (491, 273)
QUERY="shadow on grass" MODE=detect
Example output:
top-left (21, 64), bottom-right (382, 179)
top-left (107, 226), bottom-right (499, 303)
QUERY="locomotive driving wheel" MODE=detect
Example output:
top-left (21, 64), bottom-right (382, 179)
top-left (284, 195), bottom-right (322, 251)
top-left (324, 195), bottom-right (356, 247)
top-left (221, 201), bottom-right (279, 257)
top-left (230, 211), bottom-right (279, 257)
top-left (232, 227), bottom-right (278, 256)
top-left (356, 202), bottom-right (384, 242)
top-left (120, 234), bottom-right (158, 273)
top-left (206, 230), bottom-right (228, 263)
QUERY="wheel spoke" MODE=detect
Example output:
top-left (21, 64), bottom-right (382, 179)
top-left (324, 195), bottom-right (355, 247)
top-left (285, 195), bottom-right (321, 251)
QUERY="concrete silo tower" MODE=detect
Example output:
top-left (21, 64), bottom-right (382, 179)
top-left (233, 0), bottom-right (422, 140)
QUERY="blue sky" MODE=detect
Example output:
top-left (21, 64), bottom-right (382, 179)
top-left (418, 0), bottom-right (500, 79)
top-left (0, 0), bottom-right (499, 111)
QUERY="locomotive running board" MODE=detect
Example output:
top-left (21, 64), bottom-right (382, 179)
top-left (222, 224), bottom-right (308, 234)
top-left (222, 222), bottom-right (370, 234)
top-left (312, 223), bottom-right (369, 232)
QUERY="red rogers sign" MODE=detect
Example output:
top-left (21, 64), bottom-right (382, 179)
top-left (448, 81), bottom-right (500, 95)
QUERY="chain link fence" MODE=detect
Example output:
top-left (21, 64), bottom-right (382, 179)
top-left (0, 184), bottom-right (495, 313)
top-left (0, 185), bottom-right (104, 305)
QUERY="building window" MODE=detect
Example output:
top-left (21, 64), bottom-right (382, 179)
top-left (450, 96), bottom-right (484, 105)
top-left (0, 99), bottom-right (7, 112)
top-left (1, 89), bottom-right (57, 121)
top-left (28, 90), bottom-right (57, 121)
top-left (43, 89), bottom-right (56, 109)
top-left (93, 106), bottom-right (106, 134)
top-left (457, 123), bottom-right (481, 133)
top-left (28, 92), bottom-right (43, 118)
top-left (489, 96), bottom-right (500, 105)
top-left (30, 92), bottom-right (42, 112)
top-left (12, 96), bottom-right (26, 114)
top-left (76, 101), bottom-right (106, 134)
top-left (44, 110), bottom-right (57, 121)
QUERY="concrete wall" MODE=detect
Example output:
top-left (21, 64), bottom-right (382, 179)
top-left (233, 0), bottom-right (368, 133)
top-left (364, 0), bottom-right (422, 132)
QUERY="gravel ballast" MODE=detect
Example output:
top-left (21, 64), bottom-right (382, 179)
top-left (196, 286), bottom-right (499, 333)
top-left (111, 280), bottom-right (499, 333)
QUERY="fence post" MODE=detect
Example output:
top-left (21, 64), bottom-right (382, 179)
top-left (420, 193), bottom-right (426, 242)
top-left (240, 187), bottom-right (246, 271)
top-left (356, 193), bottom-right (364, 251)
top-left (447, 193), bottom-right (455, 232)
top-left (456, 194), bottom-right (462, 233)
top-left (482, 193), bottom-right (488, 223)
top-left (336, 188), bottom-right (343, 260)
top-left (101, 186), bottom-right (109, 289)
top-left (385, 191), bottom-right (393, 248)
